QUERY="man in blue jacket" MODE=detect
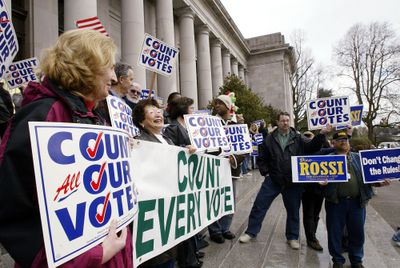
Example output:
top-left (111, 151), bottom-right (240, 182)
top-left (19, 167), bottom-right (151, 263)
top-left (325, 131), bottom-right (390, 268)
top-left (239, 112), bottom-right (332, 249)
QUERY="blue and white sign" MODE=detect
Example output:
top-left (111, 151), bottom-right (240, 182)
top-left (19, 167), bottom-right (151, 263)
top-left (140, 89), bottom-right (155, 100)
top-left (138, 33), bottom-right (179, 77)
top-left (254, 133), bottom-right (264, 145)
top-left (253, 120), bottom-right (263, 128)
top-left (0, 0), bottom-right (19, 79)
top-left (359, 148), bottom-right (400, 183)
top-left (106, 95), bottom-right (140, 137)
top-left (184, 114), bottom-right (230, 152)
top-left (291, 155), bottom-right (348, 183)
top-left (307, 96), bottom-right (350, 130)
top-left (336, 105), bottom-right (363, 130)
top-left (224, 124), bottom-right (252, 155)
top-left (250, 141), bottom-right (258, 157)
top-left (28, 122), bottom-right (138, 268)
top-left (4, 57), bottom-right (39, 89)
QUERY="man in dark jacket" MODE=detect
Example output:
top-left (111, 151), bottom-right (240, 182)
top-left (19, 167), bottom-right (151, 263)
top-left (324, 131), bottom-right (390, 268)
top-left (239, 112), bottom-right (332, 249)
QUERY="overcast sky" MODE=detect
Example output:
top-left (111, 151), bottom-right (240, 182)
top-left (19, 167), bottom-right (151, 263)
top-left (220, 0), bottom-right (400, 68)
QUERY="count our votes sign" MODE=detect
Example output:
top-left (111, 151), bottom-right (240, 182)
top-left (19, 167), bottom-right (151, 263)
top-left (106, 95), bottom-right (140, 137)
top-left (138, 33), bottom-right (178, 76)
top-left (224, 124), bottom-right (252, 155)
top-left (291, 155), bottom-right (348, 183)
top-left (131, 141), bottom-right (233, 266)
top-left (359, 148), bottom-right (400, 183)
top-left (0, 0), bottom-right (19, 79)
top-left (307, 96), bottom-right (350, 130)
top-left (184, 114), bottom-right (230, 152)
top-left (29, 122), bottom-right (138, 268)
top-left (4, 57), bottom-right (39, 88)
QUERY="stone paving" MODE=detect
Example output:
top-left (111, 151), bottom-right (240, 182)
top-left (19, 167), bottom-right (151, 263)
top-left (1, 172), bottom-right (399, 268)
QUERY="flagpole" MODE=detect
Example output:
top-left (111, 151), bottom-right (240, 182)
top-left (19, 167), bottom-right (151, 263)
top-left (148, 72), bottom-right (156, 99)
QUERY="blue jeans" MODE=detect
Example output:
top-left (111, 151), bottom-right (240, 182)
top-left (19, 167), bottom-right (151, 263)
top-left (245, 177), bottom-right (303, 240)
top-left (241, 156), bottom-right (249, 174)
top-left (325, 198), bottom-right (366, 265)
top-left (393, 229), bottom-right (400, 242)
top-left (208, 179), bottom-right (236, 235)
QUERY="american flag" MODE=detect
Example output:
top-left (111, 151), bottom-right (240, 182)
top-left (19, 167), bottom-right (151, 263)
top-left (75, 16), bottom-right (108, 36)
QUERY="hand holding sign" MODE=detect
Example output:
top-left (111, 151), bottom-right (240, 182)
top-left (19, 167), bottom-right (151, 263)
top-left (101, 220), bottom-right (128, 264)
top-left (320, 123), bottom-right (333, 135)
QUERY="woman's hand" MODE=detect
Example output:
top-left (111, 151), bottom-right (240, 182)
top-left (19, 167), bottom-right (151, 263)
top-left (186, 145), bottom-right (197, 154)
top-left (101, 220), bottom-right (127, 264)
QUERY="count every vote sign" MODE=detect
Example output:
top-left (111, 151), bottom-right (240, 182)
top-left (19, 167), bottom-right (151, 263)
top-left (138, 33), bottom-right (178, 76)
top-left (359, 148), bottom-right (400, 183)
top-left (291, 155), bottom-right (348, 183)
top-left (29, 122), bottom-right (138, 268)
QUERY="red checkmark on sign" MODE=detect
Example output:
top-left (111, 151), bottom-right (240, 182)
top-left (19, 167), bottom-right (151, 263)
top-left (90, 162), bottom-right (107, 191)
top-left (86, 132), bottom-right (103, 159)
top-left (96, 192), bottom-right (111, 224)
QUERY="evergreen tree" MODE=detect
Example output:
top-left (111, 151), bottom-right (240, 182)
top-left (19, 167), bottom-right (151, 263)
top-left (215, 74), bottom-right (280, 126)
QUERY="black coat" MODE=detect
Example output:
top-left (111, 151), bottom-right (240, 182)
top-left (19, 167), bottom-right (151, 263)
top-left (257, 127), bottom-right (326, 187)
top-left (163, 119), bottom-right (191, 147)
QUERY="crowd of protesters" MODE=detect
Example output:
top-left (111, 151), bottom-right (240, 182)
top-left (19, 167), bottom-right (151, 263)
top-left (0, 29), bottom-right (398, 268)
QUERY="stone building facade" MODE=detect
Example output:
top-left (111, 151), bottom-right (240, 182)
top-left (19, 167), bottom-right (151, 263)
top-left (9, 0), bottom-right (295, 114)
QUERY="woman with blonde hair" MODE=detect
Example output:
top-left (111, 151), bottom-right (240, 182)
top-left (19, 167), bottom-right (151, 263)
top-left (0, 29), bottom-right (132, 267)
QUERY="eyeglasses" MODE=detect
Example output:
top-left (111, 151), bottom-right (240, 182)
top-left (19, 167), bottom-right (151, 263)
top-left (145, 108), bottom-right (163, 115)
top-left (130, 90), bottom-right (141, 95)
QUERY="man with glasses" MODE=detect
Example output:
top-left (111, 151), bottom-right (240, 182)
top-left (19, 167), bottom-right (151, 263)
top-left (124, 82), bottom-right (142, 110)
top-left (98, 62), bottom-right (133, 125)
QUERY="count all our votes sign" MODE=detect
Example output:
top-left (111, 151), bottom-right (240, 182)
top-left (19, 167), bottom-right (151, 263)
top-left (359, 148), bottom-right (400, 184)
top-left (138, 33), bottom-right (179, 77)
top-left (307, 96), bottom-right (350, 130)
top-left (29, 122), bottom-right (138, 268)
top-left (0, 0), bottom-right (19, 79)
top-left (4, 57), bottom-right (39, 89)
top-left (291, 155), bottom-right (348, 183)
top-left (106, 95), bottom-right (140, 137)
top-left (184, 114), bottom-right (230, 152)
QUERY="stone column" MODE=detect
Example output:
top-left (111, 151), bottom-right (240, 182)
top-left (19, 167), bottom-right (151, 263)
top-left (144, 0), bottom-right (157, 90)
top-left (222, 49), bottom-right (231, 78)
top-left (33, 0), bottom-right (58, 56)
top-left (121, 0), bottom-right (146, 87)
top-left (64, 0), bottom-right (97, 31)
top-left (210, 38), bottom-right (223, 97)
top-left (196, 26), bottom-right (213, 109)
top-left (177, 8), bottom-right (198, 108)
top-left (238, 65), bottom-right (245, 81)
top-left (244, 69), bottom-right (249, 87)
top-left (231, 58), bottom-right (239, 76)
top-left (156, 0), bottom-right (177, 101)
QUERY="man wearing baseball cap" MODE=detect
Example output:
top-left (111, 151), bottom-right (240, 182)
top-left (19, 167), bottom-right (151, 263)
top-left (325, 131), bottom-right (391, 268)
